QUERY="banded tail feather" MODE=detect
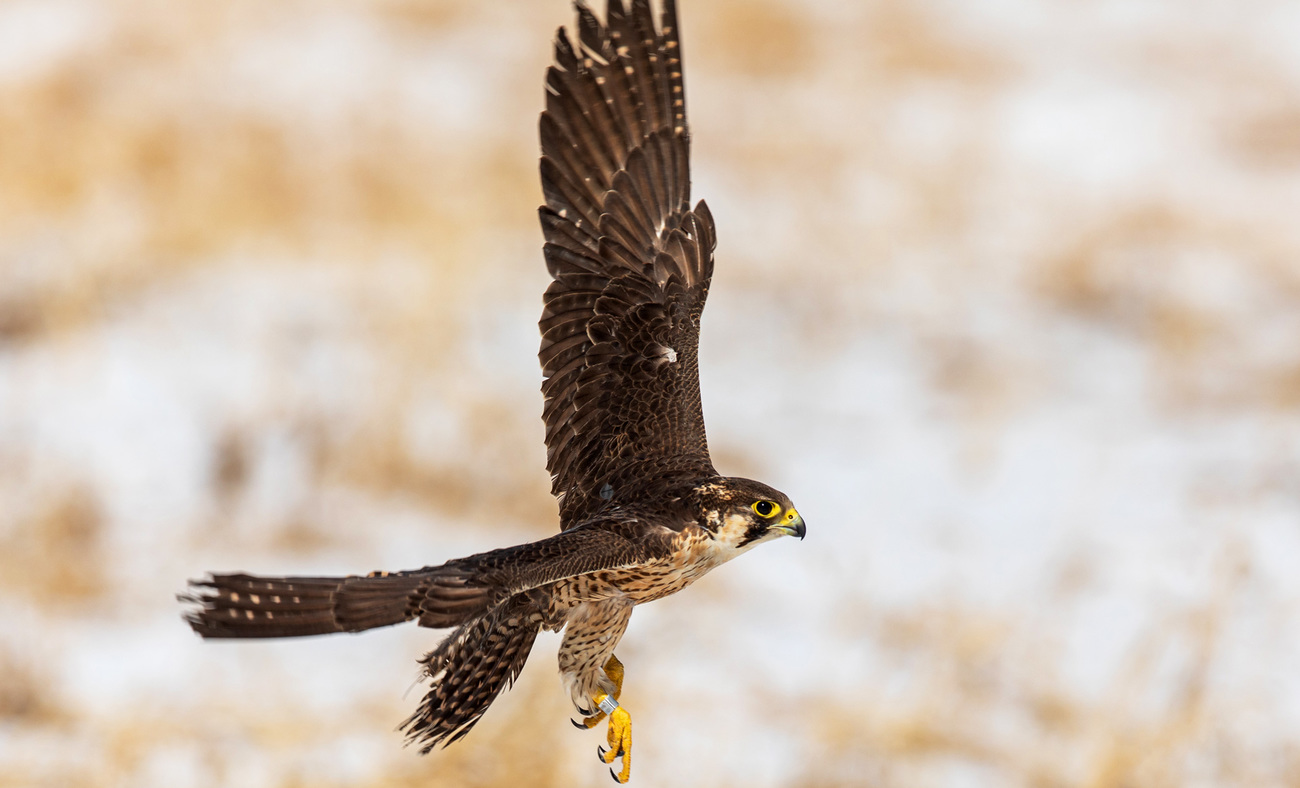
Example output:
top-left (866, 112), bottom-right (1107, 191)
top-left (182, 569), bottom-right (545, 752)
top-left (181, 566), bottom-right (495, 639)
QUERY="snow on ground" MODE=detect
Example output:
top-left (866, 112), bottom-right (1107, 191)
top-left (2, 1), bottom-right (1299, 786)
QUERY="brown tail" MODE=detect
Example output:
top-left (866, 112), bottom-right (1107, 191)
top-left (181, 567), bottom-right (494, 639)
top-left (402, 594), bottom-right (543, 751)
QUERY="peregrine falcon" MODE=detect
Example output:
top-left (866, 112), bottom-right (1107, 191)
top-left (182, 1), bottom-right (804, 782)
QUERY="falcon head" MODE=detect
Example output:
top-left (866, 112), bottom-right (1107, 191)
top-left (691, 477), bottom-right (805, 551)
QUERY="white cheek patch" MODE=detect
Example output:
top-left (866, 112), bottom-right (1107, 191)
top-left (717, 513), bottom-right (752, 545)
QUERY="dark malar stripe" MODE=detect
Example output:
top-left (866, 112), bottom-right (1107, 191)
top-left (736, 521), bottom-right (768, 548)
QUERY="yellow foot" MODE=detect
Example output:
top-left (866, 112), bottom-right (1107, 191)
top-left (573, 655), bottom-right (631, 782)
top-left (574, 654), bottom-right (625, 730)
top-left (596, 704), bottom-right (632, 783)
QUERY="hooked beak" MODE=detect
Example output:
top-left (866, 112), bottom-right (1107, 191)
top-left (773, 508), bottom-right (806, 540)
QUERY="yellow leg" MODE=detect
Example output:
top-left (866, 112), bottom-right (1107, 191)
top-left (583, 655), bottom-right (632, 783)
top-left (598, 703), bottom-right (632, 783)
top-left (579, 654), bottom-right (624, 729)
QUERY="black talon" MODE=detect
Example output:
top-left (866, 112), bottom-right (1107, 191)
top-left (609, 767), bottom-right (622, 783)
top-left (572, 718), bottom-right (586, 730)
top-left (597, 745), bottom-right (606, 760)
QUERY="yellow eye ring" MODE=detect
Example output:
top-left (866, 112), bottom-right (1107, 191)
top-left (751, 500), bottom-right (781, 518)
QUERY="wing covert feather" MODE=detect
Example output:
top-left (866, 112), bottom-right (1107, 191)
top-left (445, 519), bottom-right (678, 599)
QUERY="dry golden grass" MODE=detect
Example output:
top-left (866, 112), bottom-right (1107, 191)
top-left (0, 645), bottom-right (65, 727)
top-left (0, 2), bottom-right (539, 342)
top-left (772, 545), bottom-right (1297, 788)
top-left (0, 484), bottom-right (107, 608)
top-left (2, 670), bottom-right (581, 788)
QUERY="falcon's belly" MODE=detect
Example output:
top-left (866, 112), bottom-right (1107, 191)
top-left (548, 532), bottom-right (710, 713)
top-left (544, 514), bottom-right (786, 737)
top-left (549, 527), bottom-right (731, 614)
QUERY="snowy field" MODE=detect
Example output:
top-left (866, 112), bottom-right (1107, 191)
top-left (2, 1), bottom-right (1299, 786)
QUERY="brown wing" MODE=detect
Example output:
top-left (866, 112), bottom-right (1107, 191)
top-left (454, 515), bottom-right (678, 594)
top-left (183, 517), bottom-right (676, 638)
top-left (539, 0), bottom-right (717, 528)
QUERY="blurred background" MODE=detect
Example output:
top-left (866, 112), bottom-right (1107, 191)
top-left (2, 0), bottom-right (1299, 786)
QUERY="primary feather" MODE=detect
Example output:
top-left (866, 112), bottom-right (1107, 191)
top-left (539, 0), bottom-right (718, 528)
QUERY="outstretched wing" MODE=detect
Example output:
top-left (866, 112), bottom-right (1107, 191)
top-left (539, 0), bottom-right (717, 527)
top-left (183, 517), bottom-right (677, 637)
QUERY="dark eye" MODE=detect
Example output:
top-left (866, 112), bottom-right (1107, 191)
top-left (751, 500), bottom-right (780, 518)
